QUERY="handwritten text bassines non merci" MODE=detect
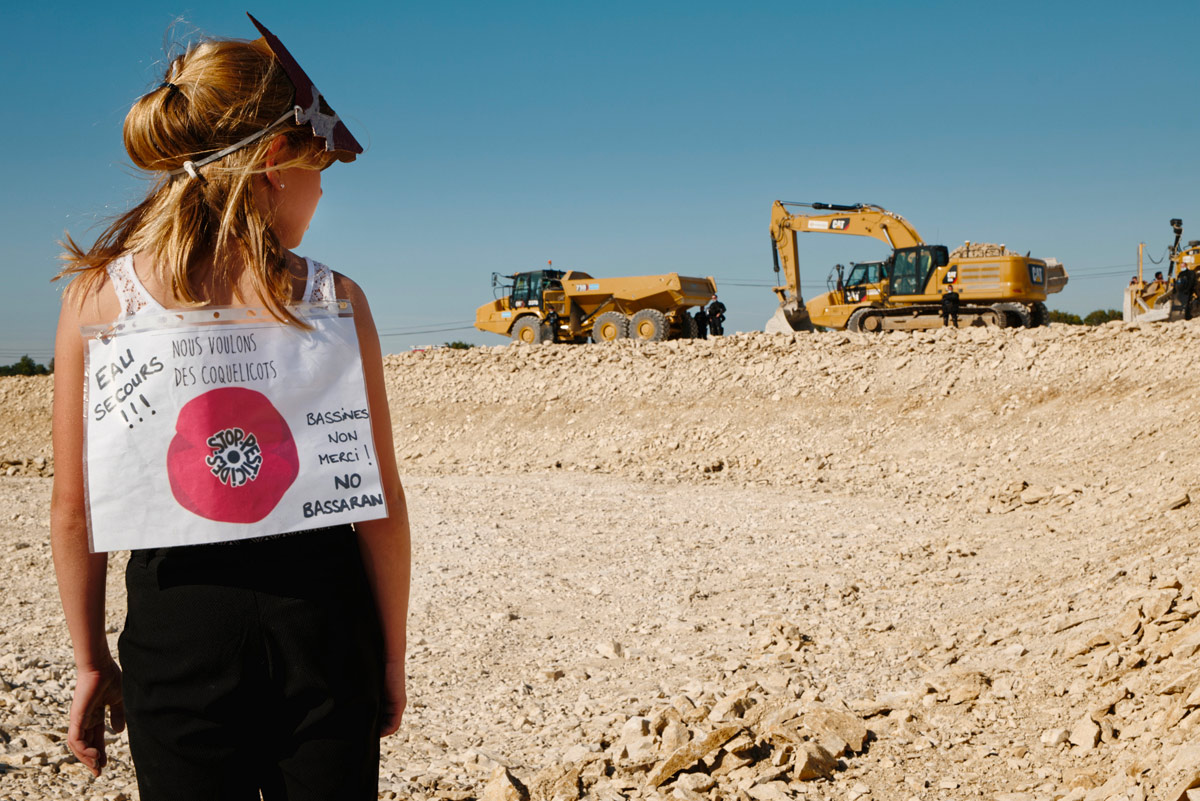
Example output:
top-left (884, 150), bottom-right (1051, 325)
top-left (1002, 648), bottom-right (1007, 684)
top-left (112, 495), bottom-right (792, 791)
top-left (307, 408), bottom-right (369, 425)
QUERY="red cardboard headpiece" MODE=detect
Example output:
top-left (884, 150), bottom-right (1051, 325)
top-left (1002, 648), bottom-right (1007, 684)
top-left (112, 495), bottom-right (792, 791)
top-left (169, 14), bottom-right (363, 179)
top-left (247, 13), bottom-right (363, 162)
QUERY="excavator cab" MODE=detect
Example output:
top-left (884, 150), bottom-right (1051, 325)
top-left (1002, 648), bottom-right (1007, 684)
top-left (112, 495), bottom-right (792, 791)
top-left (888, 246), bottom-right (949, 297)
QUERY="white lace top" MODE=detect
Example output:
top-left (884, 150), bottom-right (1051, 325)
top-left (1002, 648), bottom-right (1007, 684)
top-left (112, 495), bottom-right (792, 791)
top-left (106, 253), bottom-right (336, 317)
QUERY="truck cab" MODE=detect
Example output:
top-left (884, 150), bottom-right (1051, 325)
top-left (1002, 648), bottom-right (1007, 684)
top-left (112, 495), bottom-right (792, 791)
top-left (841, 260), bottom-right (888, 303)
top-left (844, 261), bottom-right (886, 288)
top-left (506, 269), bottom-right (565, 309)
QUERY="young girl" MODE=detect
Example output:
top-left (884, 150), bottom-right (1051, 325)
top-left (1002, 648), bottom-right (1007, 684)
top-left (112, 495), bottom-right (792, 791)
top-left (50, 16), bottom-right (409, 799)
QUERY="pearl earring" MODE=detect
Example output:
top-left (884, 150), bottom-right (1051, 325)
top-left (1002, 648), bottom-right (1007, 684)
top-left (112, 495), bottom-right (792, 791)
top-left (280, 182), bottom-right (287, 189)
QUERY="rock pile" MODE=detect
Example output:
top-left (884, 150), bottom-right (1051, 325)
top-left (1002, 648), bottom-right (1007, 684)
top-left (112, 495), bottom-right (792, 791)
top-left (500, 686), bottom-right (869, 801)
top-left (949, 243), bottom-right (1019, 258)
top-left (1035, 569), bottom-right (1200, 801)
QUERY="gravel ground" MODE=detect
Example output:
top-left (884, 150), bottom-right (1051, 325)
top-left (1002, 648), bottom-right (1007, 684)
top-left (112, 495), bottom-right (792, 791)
top-left (4, 321), bottom-right (1200, 801)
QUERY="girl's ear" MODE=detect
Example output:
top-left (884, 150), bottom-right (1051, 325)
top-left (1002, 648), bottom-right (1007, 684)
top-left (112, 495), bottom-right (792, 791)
top-left (264, 136), bottom-right (287, 190)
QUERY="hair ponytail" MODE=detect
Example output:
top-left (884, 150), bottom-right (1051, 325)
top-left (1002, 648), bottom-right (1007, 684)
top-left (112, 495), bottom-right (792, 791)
top-left (58, 36), bottom-right (327, 326)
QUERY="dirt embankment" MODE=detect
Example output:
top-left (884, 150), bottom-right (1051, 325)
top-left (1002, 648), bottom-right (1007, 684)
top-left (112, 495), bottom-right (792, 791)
top-left (0, 376), bottom-right (52, 477)
top-left (4, 321), bottom-right (1200, 801)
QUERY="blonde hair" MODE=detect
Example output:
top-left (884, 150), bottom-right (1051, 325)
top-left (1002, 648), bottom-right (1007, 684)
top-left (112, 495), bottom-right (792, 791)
top-left (58, 36), bottom-right (332, 325)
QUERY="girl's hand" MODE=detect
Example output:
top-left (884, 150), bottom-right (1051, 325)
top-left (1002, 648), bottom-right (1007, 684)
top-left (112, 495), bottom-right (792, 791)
top-left (68, 659), bottom-right (125, 776)
top-left (380, 659), bottom-right (407, 737)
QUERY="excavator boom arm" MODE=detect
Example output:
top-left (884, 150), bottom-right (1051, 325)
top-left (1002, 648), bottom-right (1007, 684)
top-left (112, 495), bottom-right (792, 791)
top-left (769, 200), bottom-right (924, 304)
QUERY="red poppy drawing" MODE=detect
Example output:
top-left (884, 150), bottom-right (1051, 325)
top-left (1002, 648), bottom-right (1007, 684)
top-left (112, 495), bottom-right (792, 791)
top-left (167, 387), bottom-right (299, 523)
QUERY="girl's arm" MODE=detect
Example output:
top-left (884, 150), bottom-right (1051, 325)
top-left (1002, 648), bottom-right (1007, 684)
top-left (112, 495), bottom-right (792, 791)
top-left (341, 277), bottom-right (410, 736)
top-left (50, 290), bottom-right (125, 775)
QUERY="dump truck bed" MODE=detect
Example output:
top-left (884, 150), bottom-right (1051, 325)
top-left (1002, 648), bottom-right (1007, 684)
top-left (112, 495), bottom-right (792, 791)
top-left (557, 271), bottom-right (715, 310)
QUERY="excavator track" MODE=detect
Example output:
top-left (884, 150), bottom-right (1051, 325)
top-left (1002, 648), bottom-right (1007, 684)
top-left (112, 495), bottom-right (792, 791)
top-left (846, 305), bottom-right (1007, 332)
top-left (991, 302), bottom-right (1032, 328)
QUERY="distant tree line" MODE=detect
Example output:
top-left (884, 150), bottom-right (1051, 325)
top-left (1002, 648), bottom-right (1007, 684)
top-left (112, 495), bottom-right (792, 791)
top-left (0, 355), bottom-right (53, 376)
top-left (1046, 309), bottom-right (1122, 326)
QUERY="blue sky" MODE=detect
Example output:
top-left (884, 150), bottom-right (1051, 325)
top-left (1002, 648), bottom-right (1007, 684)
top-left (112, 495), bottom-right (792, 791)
top-left (3, 0), bottom-right (1197, 362)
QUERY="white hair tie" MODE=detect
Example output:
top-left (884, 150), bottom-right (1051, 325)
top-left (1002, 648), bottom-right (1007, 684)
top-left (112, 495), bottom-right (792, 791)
top-left (167, 109), bottom-right (295, 180)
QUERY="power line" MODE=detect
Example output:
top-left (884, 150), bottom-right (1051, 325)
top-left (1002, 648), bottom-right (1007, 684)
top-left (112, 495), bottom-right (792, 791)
top-left (377, 324), bottom-right (476, 338)
top-left (1062, 263), bottom-right (1136, 275)
top-left (725, 263), bottom-right (1146, 280)
top-left (376, 320), bottom-right (474, 333)
top-left (1145, 247), bottom-right (1168, 266)
top-left (1068, 272), bottom-right (1142, 282)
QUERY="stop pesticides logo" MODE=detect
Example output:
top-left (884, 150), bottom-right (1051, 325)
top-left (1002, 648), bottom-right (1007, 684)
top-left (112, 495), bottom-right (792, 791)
top-left (167, 387), bottom-right (299, 523)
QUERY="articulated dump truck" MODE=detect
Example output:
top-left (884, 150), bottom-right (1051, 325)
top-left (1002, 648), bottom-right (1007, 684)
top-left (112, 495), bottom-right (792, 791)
top-left (475, 268), bottom-right (718, 344)
top-left (767, 201), bottom-right (1068, 332)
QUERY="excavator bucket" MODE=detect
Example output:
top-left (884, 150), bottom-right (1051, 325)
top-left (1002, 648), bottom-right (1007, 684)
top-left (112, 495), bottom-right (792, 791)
top-left (765, 301), bottom-right (814, 333)
top-left (1044, 259), bottom-right (1068, 295)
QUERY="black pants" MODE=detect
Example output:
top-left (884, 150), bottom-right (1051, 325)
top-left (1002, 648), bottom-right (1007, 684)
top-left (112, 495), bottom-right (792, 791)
top-left (120, 527), bottom-right (384, 800)
top-left (1178, 294), bottom-right (1194, 320)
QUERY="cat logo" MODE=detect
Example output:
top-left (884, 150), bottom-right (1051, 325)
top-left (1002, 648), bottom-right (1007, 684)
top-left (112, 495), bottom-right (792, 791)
top-left (1028, 264), bottom-right (1045, 285)
top-left (943, 266), bottom-right (958, 284)
top-left (831, 218), bottom-right (851, 230)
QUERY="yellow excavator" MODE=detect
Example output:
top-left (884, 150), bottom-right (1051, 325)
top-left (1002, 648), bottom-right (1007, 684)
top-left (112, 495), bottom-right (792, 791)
top-left (767, 201), bottom-right (1068, 332)
top-left (1123, 218), bottom-right (1200, 323)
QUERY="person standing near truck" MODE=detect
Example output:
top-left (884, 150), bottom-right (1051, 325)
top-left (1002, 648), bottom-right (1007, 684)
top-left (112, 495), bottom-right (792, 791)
top-left (707, 297), bottom-right (726, 336)
top-left (694, 306), bottom-right (709, 339)
top-left (941, 287), bottom-right (961, 327)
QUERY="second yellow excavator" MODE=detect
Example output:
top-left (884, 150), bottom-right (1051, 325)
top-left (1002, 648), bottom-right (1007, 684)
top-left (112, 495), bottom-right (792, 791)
top-left (767, 201), bottom-right (1068, 332)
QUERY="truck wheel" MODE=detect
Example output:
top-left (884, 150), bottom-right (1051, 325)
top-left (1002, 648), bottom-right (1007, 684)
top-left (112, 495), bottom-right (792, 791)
top-left (591, 312), bottom-right (629, 343)
top-left (677, 314), bottom-right (699, 339)
top-left (511, 315), bottom-right (545, 344)
top-left (630, 309), bottom-right (669, 342)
